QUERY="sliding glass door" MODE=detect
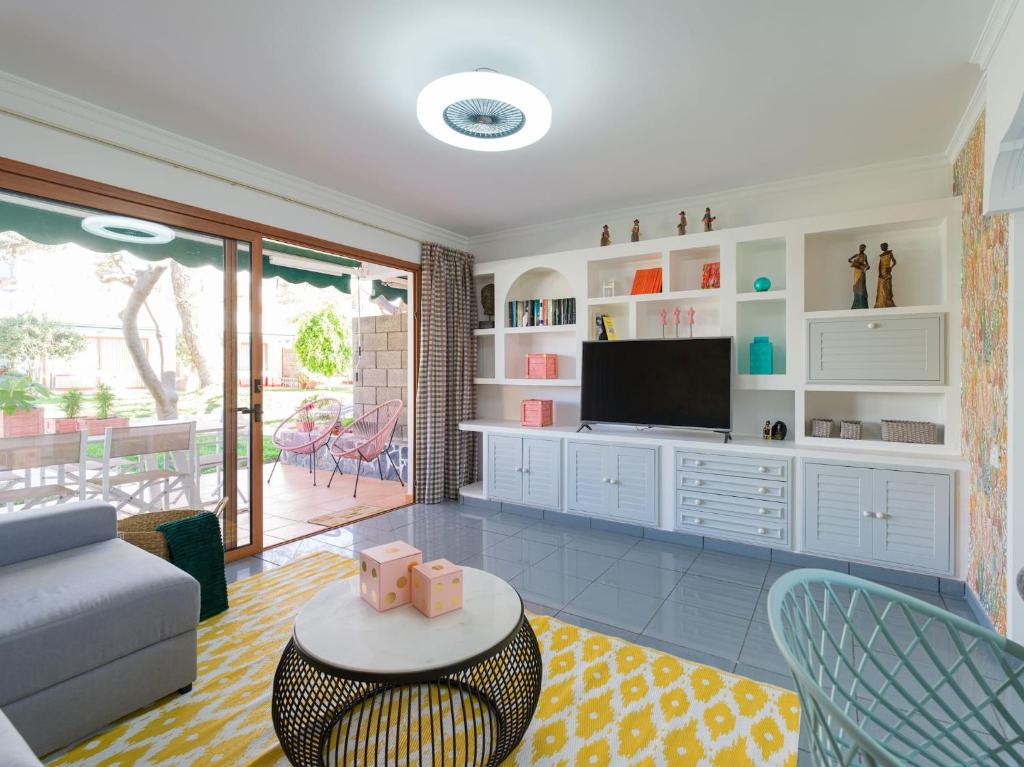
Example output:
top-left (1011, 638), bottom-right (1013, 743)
top-left (0, 187), bottom-right (261, 556)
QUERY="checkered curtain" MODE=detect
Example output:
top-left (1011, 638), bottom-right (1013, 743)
top-left (414, 242), bottom-right (479, 502)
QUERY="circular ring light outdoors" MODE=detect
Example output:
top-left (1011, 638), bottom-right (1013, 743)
top-left (81, 215), bottom-right (176, 245)
top-left (417, 70), bottom-right (551, 152)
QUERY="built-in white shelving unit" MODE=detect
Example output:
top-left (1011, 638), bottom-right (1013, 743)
top-left (471, 197), bottom-right (962, 456)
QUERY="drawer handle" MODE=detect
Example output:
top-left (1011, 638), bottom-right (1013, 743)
top-left (693, 459), bottom-right (704, 467)
top-left (757, 508), bottom-right (768, 515)
top-left (692, 499), bottom-right (703, 506)
top-left (691, 517), bottom-right (703, 525)
top-left (867, 322), bottom-right (880, 329)
top-left (757, 486), bottom-right (767, 494)
top-left (757, 528), bottom-right (767, 535)
top-left (691, 479), bottom-right (704, 486)
top-left (757, 466), bottom-right (767, 474)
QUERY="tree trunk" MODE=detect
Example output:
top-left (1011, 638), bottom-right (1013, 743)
top-left (121, 265), bottom-right (178, 420)
top-left (170, 262), bottom-right (213, 387)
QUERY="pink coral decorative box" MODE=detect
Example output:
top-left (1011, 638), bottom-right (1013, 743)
top-left (525, 353), bottom-right (558, 379)
top-left (520, 399), bottom-right (553, 427)
top-left (411, 559), bottom-right (464, 618)
top-left (359, 540), bottom-right (423, 612)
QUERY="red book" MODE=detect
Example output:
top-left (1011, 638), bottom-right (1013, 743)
top-left (631, 267), bottom-right (663, 295)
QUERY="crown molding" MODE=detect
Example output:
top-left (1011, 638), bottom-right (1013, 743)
top-left (970, 0), bottom-right (1020, 68)
top-left (946, 75), bottom-right (988, 164)
top-left (466, 153), bottom-right (950, 249)
top-left (0, 70), bottom-right (467, 249)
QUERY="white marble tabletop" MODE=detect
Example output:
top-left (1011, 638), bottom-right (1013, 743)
top-left (293, 567), bottom-right (523, 677)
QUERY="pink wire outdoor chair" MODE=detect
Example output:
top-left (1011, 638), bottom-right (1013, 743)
top-left (267, 398), bottom-right (342, 487)
top-left (327, 399), bottom-right (404, 497)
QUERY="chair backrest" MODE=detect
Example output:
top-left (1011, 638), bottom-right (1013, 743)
top-left (107, 422), bottom-right (195, 460)
top-left (0, 431), bottom-right (85, 471)
top-left (272, 398), bottom-right (343, 448)
top-left (348, 399), bottom-right (403, 457)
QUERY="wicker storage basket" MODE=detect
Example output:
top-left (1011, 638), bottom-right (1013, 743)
top-left (810, 419), bottom-right (833, 438)
top-left (839, 420), bottom-right (863, 440)
top-left (117, 508), bottom-right (205, 560)
top-left (881, 420), bottom-right (939, 444)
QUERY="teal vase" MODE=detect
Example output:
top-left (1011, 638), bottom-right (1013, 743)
top-left (753, 276), bottom-right (772, 292)
top-left (749, 336), bottom-right (773, 375)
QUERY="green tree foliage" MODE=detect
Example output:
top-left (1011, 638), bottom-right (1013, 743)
top-left (294, 306), bottom-right (351, 379)
top-left (0, 312), bottom-right (86, 380)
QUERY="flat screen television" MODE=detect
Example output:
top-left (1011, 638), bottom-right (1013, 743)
top-left (580, 338), bottom-right (732, 434)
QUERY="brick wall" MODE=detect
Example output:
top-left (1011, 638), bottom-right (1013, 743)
top-left (352, 311), bottom-right (408, 439)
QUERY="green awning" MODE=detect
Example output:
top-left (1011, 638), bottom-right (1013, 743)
top-left (0, 197), bottom-right (407, 301)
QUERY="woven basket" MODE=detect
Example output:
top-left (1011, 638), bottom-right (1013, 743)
top-left (839, 420), bottom-right (863, 440)
top-left (117, 508), bottom-right (204, 560)
top-left (810, 418), bottom-right (833, 438)
top-left (881, 420), bottom-right (939, 444)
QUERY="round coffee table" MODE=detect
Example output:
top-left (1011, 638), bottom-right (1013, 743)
top-left (272, 567), bottom-right (542, 767)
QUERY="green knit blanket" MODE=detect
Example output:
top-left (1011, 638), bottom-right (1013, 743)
top-left (157, 511), bottom-right (229, 621)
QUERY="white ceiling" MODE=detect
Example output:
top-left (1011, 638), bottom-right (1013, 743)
top-left (0, 1), bottom-right (991, 238)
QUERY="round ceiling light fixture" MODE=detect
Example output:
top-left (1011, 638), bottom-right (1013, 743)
top-left (81, 215), bottom-right (176, 245)
top-left (417, 69), bottom-right (551, 152)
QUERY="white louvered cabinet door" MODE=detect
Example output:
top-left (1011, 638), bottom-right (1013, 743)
top-left (607, 446), bottom-right (658, 525)
top-left (522, 438), bottom-right (561, 511)
top-left (803, 463), bottom-right (874, 560)
top-left (871, 470), bottom-right (951, 574)
top-left (566, 441), bottom-right (608, 515)
top-left (486, 435), bottom-right (523, 504)
top-left (807, 315), bottom-right (944, 383)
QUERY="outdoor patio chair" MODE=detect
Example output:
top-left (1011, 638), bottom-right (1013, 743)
top-left (196, 428), bottom-right (249, 508)
top-left (326, 399), bottom-right (404, 497)
top-left (0, 431), bottom-right (87, 512)
top-left (267, 398), bottom-right (343, 487)
top-left (90, 422), bottom-right (199, 515)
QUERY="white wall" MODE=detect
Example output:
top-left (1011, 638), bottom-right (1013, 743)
top-left (984, 0), bottom-right (1024, 213)
top-left (469, 156), bottom-right (952, 262)
top-left (0, 73), bottom-right (467, 263)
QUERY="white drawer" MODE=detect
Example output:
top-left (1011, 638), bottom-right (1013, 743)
top-left (675, 451), bottom-right (787, 480)
top-left (676, 471), bottom-right (788, 502)
top-left (675, 508), bottom-right (788, 546)
top-left (676, 490), bottom-right (786, 521)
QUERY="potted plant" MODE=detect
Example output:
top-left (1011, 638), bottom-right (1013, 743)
top-left (0, 374), bottom-right (47, 437)
top-left (48, 387), bottom-right (84, 433)
top-left (82, 382), bottom-right (130, 436)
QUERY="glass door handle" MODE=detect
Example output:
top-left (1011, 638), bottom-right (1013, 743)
top-left (236, 405), bottom-right (262, 422)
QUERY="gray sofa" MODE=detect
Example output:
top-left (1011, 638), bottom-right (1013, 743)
top-left (0, 502), bottom-right (199, 757)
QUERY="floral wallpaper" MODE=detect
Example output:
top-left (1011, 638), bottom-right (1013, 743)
top-left (953, 113), bottom-right (1010, 634)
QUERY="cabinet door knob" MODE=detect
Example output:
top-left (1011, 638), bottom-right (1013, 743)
top-left (601, 477), bottom-right (609, 483)
top-left (757, 466), bottom-right (767, 473)
top-left (609, 478), bottom-right (619, 485)
top-left (514, 466), bottom-right (522, 473)
top-left (862, 510), bottom-right (873, 517)
top-left (692, 517), bottom-right (703, 525)
top-left (867, 322), bottom-right (880, 329)
top-left (692, 479), bottom-right (703, 486)
top-left (694, 460), bottom-right (704, 467)
top-left (692, 499), bottom-right (703, 506)
top-left (758, 528), bottom-right (767, 535)
top-left (875, 511), bottom-right (886, 520)
top-left (522, 468), bottom-right (530, 474)
top-left (757, 486), bottom-right (767, 494)
top-left (757, 508), bottom-right (767, 515)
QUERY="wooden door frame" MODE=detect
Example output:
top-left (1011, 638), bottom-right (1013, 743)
top-left (0, 157), bottom-right (421, 560)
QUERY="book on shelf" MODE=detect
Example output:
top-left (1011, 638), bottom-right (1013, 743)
top-left (594, 313), bottom-right (618, 340)
top-left (506, 297), bottom-right (576, 328)
top-left (630, 267), bottom-right (663, 295)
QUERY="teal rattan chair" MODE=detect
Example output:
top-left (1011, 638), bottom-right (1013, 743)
top-left (768, 569), bottom-right (1024, 766)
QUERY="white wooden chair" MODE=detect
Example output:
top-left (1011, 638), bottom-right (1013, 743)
top-left (0, 431), bottom-right (87, 512)
top-left (90, 422), bottom-right (199, 514)
top-left (196, 427), bottom-right (249, 508)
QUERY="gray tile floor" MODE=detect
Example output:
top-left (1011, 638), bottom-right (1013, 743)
top-left (227, 501), bottom-right (984, 767)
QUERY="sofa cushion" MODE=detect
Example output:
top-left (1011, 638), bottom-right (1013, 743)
top-left (0, 538), bottom-right (199, 705)
top-left (0, 502), bottom-right (115, 568)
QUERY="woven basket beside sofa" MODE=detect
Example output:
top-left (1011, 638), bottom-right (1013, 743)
top-left (116, 509), bottom-right (201, 560)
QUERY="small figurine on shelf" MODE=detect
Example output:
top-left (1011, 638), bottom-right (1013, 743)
top-left (631, 219), bottom-right (641, 242)
top-left (771, 421), bottom-right (788, 441)
top-left (702, 207), bottom-right (716, 232)
top-left (602, 279), bottom-right (616, 297)
top-left (479, 283), bottom-right (495, 329)
top-left (672, 307), bottom-right (681, 337)
top-left (600, 224), bottom-right (611, 247)
top-left (595, 314), bottom-right (608, 341)
top-left (677, 210), bottom-right (687, 236)
top-left (659, 308), bottom-right (668, 337)
top-left (521, 304), bottom-right (532, 327)
top-left (762, 420), bottom-right (772, 440)
top-left (874, 242), bottom-right (897, 308)
top-left (848, 243), bottom-right (870, 310)
top-left (686, 306), bottom-right (696, 337)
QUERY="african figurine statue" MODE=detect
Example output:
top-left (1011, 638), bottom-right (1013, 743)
top-left (677, 210), bottom-right (687, 236)
top-left (874, 242), bottom-right (896, 308)
top-left (600, 224), bottom-right (611, 246)
top-left (631, 219), bottom-right (641, 242)
top-left (849, 243), bottom-right (870, 310)
top-left (702, 207), bottom-right (716, 232)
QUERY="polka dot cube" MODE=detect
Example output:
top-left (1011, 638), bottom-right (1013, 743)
top-left (358, 540), bottom-right (422, 612)
top-left (411, 559), bottom-right (463, 618)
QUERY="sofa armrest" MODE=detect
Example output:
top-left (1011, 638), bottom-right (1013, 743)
top-left (0, 709), bottom-right (43, 766)
top-left (0, 502), bottom-right (116, 568)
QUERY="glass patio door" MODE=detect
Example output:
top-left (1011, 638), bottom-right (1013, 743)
top-left (0, 185), bottom-right (262, 557)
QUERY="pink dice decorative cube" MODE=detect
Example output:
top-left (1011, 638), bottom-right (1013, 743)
top-left (411, 559), bottom-right (464, 618)
top-left (359, 540), bottom-right (422, 611)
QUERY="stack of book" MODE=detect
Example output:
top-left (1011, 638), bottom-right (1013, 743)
top-left (630, 267), bottom-right (663, 295)
top-left (507, 297), bottom-right (576, 328)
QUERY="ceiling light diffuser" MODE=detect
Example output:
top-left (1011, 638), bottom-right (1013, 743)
top-left (417, 70), bottom-right (551, 151)
top-left (81, 215), bottom-right (175, 244)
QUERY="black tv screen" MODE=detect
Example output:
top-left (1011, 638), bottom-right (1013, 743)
top-left (580, 338), bottom-right (732, 431)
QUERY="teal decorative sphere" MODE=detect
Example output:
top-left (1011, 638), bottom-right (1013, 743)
top-left (753, 276), bottom-right (772, 292)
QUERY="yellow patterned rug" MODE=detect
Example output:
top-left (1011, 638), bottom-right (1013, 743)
top-left (48, 551), bottom-right (800, 766)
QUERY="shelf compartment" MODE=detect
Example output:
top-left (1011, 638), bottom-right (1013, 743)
top-left (587, 251), bottom-right (664, 299)
top-left (474, 272), bottom-right (496, 328)
top-left (736, 298), bottom-right (787, 376)
top-left (804, 218), bottom-right (946, 313)
top-left (802, 390), bottom-right (947, 446)
top-left (476, 333), bottom-right (495, 379)
top-left (504, 330), bottom-right (577, 382)
top-left (635, 295), bottom-right (721, 340)
top-left (669, 246), bottom-right (720, 292)
top-left (587, 301), bottom-right (630, 340)
top-left (736, 237), bottom-right (787, 294)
